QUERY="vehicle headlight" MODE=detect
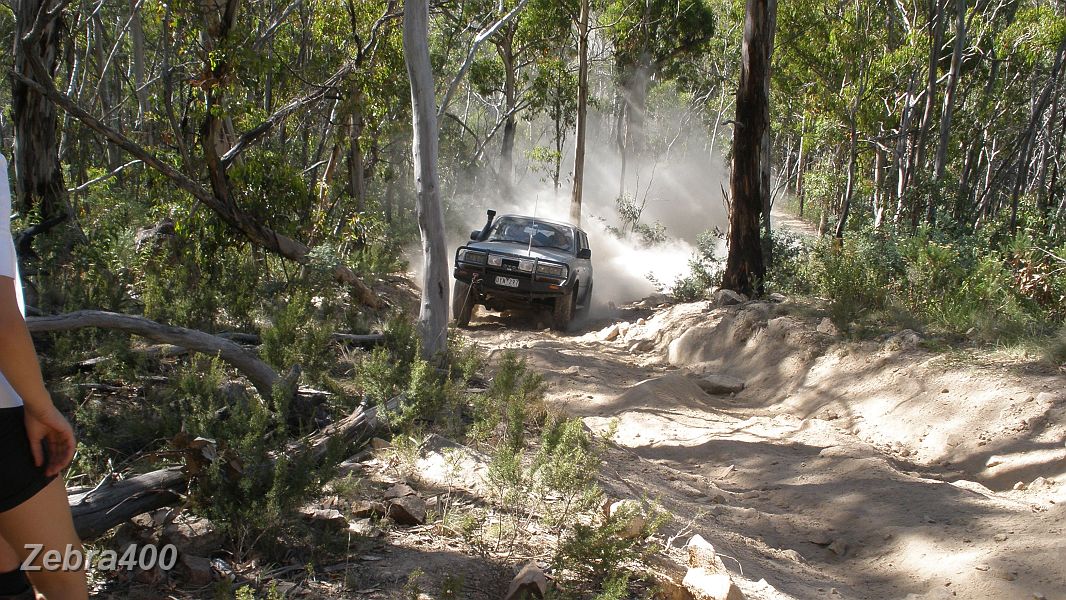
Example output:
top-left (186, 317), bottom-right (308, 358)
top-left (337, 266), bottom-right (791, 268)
top-left (518, 259), bottom-right (535, 272)
top-left (487, 255), bottom-right (503, 267)
top-left (536, 263), bottom-right (567, 278)
top-left (458, 249), bottom-right (487, 265)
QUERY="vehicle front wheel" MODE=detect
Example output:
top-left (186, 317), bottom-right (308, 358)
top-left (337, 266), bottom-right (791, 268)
top-left (576, 281), bottom-right (593, 319)
top-left (453, 280), bottom-right (475, 327)
top-left (552, 286), bottom-right (577, 331)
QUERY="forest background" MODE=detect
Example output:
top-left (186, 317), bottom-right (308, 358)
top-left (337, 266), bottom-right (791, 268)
top-left (0, 0), bottom-right (1065, 594)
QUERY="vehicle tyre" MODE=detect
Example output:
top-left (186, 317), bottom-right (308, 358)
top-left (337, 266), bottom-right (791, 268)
top-left (576, 281), bottom-right (593, 319)
top-left (453, 280), bottom-right (475, 327)
top-left (552, 285), bottom-right (577, 331)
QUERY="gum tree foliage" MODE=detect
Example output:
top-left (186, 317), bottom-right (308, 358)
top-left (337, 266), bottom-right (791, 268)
top-left (771, 0), bottom-right (1066, 237)
top-left (1, 0), bottom-right (1064, 376)
top-left (599, 0), bottom-right (717, 161)
top-left (437, 0), bottom-right (573, 197)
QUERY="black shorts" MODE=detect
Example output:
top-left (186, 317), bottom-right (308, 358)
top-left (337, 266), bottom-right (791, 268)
top-left (0, 406), bottom-right (56, 513)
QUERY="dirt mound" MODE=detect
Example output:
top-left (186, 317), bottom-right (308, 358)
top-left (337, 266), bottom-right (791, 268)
top-left (474, 297), bottom-right (1066, 600)
top-left (643, 301), bottom-right (1066, 495)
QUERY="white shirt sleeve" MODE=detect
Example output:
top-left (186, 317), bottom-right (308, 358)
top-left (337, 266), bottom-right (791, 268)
top-left (0, 153), bottom-right (24, 314)
top-left (0, 153), bottom-right (15, 280)
top-left (0, 153), bottom-right (25, 408)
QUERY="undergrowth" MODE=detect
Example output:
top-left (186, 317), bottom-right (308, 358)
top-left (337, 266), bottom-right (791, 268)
top-left (672, 204), bottom-right (1066, 364)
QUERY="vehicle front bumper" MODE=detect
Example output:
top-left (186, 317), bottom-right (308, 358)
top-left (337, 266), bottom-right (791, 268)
top-left (453, 264), bottom-right (571, 300)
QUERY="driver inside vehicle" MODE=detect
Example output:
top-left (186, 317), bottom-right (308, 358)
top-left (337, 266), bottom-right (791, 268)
top-left (497, 221), bottom-right (526, 242)
top-left (534, 225), bottom-right (572, 251)
top-left (532, 227), bottom-right (553, 247)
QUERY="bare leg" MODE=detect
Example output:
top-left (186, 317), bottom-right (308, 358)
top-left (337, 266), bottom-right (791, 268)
top-left (0, 535), bottom-right (20, 572)
top-left (0, 479), bottom-right (87, 600)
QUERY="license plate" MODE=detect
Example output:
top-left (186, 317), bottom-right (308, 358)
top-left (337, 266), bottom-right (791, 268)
top-left (495, 275), bottom-right (520, 288)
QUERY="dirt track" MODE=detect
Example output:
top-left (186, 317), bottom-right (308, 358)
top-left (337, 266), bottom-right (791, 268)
top-left (462, 300), bottom-right (1066, 600)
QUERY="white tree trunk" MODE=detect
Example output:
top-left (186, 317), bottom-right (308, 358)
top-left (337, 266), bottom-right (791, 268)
top-left (569, 0), bottom-right (590, 226)
top-left (403, 0), bottom-right (450, 359)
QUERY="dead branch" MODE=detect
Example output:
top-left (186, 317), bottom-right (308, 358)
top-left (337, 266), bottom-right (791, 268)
top-left (26, 310), bottom-right (280, 400)
top-left (70, 467), bottom-right (186, 541)
top-left (68, 396), bottom-right (401, 540)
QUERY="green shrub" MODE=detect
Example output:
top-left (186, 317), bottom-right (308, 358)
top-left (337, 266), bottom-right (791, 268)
top-left (766, 229), bottom-right (811, 294)
top-left (614, 195), bottom-right (668, 246)
top-left (552, 500), bottom-right (666, 595)
top-left (468, 351), bottom-right (545, 448)
top-left (178, 357), bottom-right (328, 556)
top-left (260, 291), bottom-right (337, 385)
top-left (353, 316), bottom-right (457, 429)
top-left (671, 229), bottom-right (724, 302)
top-left (1042, 325), bottom-right (1066, 365)
top-left (809, 235), bottom-right (891, 327)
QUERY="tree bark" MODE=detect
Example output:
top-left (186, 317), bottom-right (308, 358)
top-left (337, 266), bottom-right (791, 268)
top-left (796, 112), bottom-right (806, 216)
top-left (909, 0), bottom-right (946, 203)
top-left (13, 0), bottom-right (71, 233)
top-left (760, 2), bottom-right (778, 266)
top-left (569, 0), bottom-right (590, 226)
top-left (1037, 77), bottom-right (1063, 214)
top-left (403, 0), bottom-right (450, 359)
top-left (348, 107), bottom-right (367, 213)
top-left (130, 0), bottom-right (149, 136)
top-left (834, 102), bottom-right (860, 239)
top-left (498, 27), bottom-right (518, 200)
top-left (1011, 40), bottom-right (1066, 232)
top-left (894, 71), bottom-right (919, 224)
top-left (873, 143), bottom-right (887, 229)
top-left (931, 0), bottom-right (966, 225)
top-left (723, 0), bottom-right (775, 297)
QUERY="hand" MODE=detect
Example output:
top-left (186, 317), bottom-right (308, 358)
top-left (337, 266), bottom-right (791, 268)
top-left (24, 403), bottom-right (77, 478)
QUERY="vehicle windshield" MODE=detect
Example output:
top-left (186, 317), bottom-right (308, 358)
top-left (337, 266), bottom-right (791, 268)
top-left (487, 217), bottom-right (574, 252)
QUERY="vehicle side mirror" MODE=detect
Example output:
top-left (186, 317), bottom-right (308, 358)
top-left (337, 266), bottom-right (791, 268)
top-left (577, 248), bottom-right (591, 259)
top-left (470, 230), bottom-right (482, 241)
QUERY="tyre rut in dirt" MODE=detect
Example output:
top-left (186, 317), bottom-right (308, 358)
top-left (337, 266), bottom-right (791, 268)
top-left (453, 280), bottom-right (475, 327)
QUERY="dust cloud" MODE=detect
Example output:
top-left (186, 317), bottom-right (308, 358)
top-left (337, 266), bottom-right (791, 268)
top-left (410, 98), bottom-right (731, 314)
top-left (445, 106), bottom-right (729, 309)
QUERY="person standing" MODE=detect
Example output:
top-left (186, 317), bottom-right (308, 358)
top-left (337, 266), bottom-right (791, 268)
top-left (0, 152), bottom-right (88, 599)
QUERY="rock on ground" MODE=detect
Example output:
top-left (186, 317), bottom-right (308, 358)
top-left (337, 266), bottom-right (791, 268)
top-left (693, 374), bottom-right (746, 395)
top-left (503, 563), bottom-right (548, 600)
top-left (682, 569), bottom-right (746, 600)
top-left (609, 499), bottom-right (647, 539)
top-left (713, 289), bottom-right (748, 306)
top-left (386, 495), bottom-right (427, 525)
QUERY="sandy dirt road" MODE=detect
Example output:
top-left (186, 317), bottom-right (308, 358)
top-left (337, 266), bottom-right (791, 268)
top-left (461, 300), bottom-right (1066, 600)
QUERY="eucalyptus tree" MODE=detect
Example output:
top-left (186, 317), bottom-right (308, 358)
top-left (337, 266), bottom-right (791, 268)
top-left (569, 0), bottom-right (590, 225)
top-left (403, 0), bottom-right (449, 359)
top-left (8, 0), bottom-right (404, 309)
top-left (723, 0), bottom-right (774, 297)
top-left (600, 0), bottom-right (716, 196)
top-left (448, 0), bottom-right (571, 197)
top-left (11, 0), bottom-right (71, 248)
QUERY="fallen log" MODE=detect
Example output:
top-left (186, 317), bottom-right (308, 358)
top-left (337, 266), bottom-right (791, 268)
top-left (69, 397), bottom-right (400, 541)
top-left (27, 310), bottom-right (280, 401)
top-left (331, 332), bottom-right (387, 348)
top-left (216, 332), bottom-right (261, 345)
top-left (70, 467), bottom-right (186, 541)
top-left (212, 331), bottom-right (387, 348)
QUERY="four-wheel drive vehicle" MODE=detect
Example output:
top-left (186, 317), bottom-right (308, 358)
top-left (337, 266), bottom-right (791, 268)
top-left (453, 210), bottom-right (593, 331)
